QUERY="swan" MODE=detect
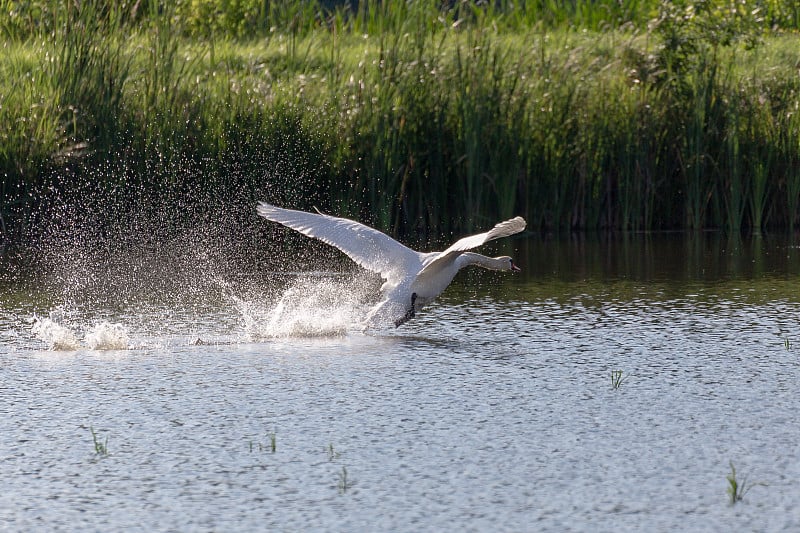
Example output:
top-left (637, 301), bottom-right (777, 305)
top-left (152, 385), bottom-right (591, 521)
top-left (256, 202), bottom-right (526, 327)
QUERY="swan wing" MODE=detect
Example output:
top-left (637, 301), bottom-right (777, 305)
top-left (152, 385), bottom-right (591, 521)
top-left (442, 216), bottom-right (527, 254)
top-left (416, 216), bottom-right (527, 280)
top-left (257, 202), bottom-right (421, 280)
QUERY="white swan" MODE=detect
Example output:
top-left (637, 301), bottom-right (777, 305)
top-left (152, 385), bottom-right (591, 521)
top-left (256, 202), bottom-right (526, 327)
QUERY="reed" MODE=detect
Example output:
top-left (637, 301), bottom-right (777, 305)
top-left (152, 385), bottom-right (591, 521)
top-left (2, 0), bottom-right (800, 243)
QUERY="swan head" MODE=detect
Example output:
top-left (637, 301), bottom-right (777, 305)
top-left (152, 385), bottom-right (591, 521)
top-left (497, 256), bottom-right (521, 272)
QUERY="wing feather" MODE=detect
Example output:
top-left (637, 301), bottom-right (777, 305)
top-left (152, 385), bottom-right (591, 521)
top-left (257, 203), bottom-right (421, 281)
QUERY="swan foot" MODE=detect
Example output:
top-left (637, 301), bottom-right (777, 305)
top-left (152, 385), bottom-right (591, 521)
top-left (394, 293), bottom-right (417, 328)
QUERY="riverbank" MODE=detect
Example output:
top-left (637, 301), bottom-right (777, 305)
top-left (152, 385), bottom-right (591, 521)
top-left (2, 1), bottom-right (800, 242)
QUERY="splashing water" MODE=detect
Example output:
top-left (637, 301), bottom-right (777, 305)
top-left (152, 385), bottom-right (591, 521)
top-left (235, 275), bottom-right (374, 338)
top-left (85, 321), bottom-right (130, 350)
top-left (31, 317), bottom-right (81, 351)
top-left (30, 310), bottom-right (130, 351)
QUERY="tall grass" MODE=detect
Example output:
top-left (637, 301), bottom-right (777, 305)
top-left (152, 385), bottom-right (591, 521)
top-left (2, 0), bottom-right (800, 243)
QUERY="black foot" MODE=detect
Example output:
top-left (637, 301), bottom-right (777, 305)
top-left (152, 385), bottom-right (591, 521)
top-left (394, 293), bottom-right (417, 328)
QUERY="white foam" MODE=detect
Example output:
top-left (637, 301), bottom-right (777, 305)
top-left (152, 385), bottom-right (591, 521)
top-left (31, 317), bottom-right (81, 351)
top-left (85, 321), bottom-right (130, 350)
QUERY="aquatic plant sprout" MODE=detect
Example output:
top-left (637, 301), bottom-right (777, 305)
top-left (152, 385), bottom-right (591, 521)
top-left (726, 461), bottom-right (765, 505)
top-left (90, 427), bottom-right (109, 457)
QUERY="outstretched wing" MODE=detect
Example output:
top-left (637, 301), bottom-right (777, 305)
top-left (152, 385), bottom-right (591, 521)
top-left (416, 216), bottom-right (527, 278)
top-left (256, 202), bottom-right (421, 281)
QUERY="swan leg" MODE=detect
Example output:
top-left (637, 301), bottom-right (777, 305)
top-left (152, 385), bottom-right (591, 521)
top-left (394, 293), bottom-right (417, 328)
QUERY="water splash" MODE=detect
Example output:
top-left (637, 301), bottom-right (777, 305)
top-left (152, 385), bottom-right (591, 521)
top-left (29, 307), bottom-right (131, 351)
top-left (31, 316), bottom-right (81, 351)
top-left (85, 321), bottom-right (130, 350)
top-left (234, 275), bottom-right (375, 338)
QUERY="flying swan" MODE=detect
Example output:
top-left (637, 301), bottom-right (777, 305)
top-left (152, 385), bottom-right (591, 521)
top-left (257, 202), bottom-right (526, 327)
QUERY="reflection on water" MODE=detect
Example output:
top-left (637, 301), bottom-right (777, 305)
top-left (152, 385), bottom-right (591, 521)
top-left (2, 233), bottom-right (800, 531)
top-left (515, 231), bottom-right (800, 282)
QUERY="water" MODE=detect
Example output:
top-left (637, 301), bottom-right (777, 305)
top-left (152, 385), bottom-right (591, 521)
top-left (2, 233), bottom-right (800, 531)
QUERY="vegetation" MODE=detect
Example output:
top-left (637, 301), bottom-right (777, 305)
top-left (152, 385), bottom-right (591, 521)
top-left (327, 442), bottom-right (341, 461)
top-left (2, 0), bottom-right (800, 245)
top-left (90, 426), bottom-right (109, 456)
top-left (726, 461), bottom-right (764, 504)
top-left (610, 369), bottom-right (628, 390)
top-left (249, 431), bottom-right (277, 452)
top-left (337, 465), bottom-right (350, 493)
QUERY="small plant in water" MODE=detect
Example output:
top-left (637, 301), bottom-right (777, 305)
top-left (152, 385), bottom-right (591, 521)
top-left (610, 370), bottom-right (628, 389)
top-left (90, 427), bottom-right (109, 456)
top-left (327, 443), bottom-right (341, 461)
top-left (727, 461), bottom-right (764, 504)
top-left (248, 431), bottom-right (277, 453)
top-left (784, 337), bottom-right (792, 350)
top-left (337, 466), bottom-right (350, 494)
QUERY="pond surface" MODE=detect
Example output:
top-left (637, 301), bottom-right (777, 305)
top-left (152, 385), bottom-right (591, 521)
top-left (2, 233), bottom-right (800, 531)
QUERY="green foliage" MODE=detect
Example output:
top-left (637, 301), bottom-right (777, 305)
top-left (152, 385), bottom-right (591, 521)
top-left (2, 1), bottom-right (800, 242)
top-left (653, 0), bottom-right (765, 84)
top-left (726, 461), bottom-right (765, 504)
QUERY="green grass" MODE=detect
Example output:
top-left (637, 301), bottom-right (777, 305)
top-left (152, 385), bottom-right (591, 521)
top-left (726, 461), bottom-right (765, 504)
top-left (90, 426), bottom-right (109, 456)
top-left (3, 1), bottom-right (800, 242)
top-left (249, 431), bottom-right (277, 453)
top-left (610, 370), bottom-right (628, 390)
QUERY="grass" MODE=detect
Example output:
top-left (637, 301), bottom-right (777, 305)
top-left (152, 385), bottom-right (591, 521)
top-left (337, 465), bottom-right (350, 494)
top-left (327, 443), bottom-right (341, 461)
top-left (326, 442), bottom-right (348, 492)
top-left (727, 461), bottom-right (765, 505)
top-left (610, 370), bottom-right (628, 390)
top-left (249, 431), bottom-right (277, 453)
top-left (3, 1), bottom-right (800, 242)
top-left (90, 426), bottom-right (109, 456)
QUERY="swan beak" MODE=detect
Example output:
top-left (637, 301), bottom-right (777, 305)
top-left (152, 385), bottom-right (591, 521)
top-left (511, 261), bottom-right (521, 272)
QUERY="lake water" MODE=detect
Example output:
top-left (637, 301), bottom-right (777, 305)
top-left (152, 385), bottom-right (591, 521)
top-left (2, 233), bottom-right (800, 531)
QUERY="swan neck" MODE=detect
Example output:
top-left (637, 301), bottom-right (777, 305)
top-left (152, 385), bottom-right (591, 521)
top-left (461, 252), bottom-right (506, 270)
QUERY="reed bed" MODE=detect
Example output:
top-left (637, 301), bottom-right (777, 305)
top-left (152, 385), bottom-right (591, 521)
top-left (2, 0), bottom-right (800, 242)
